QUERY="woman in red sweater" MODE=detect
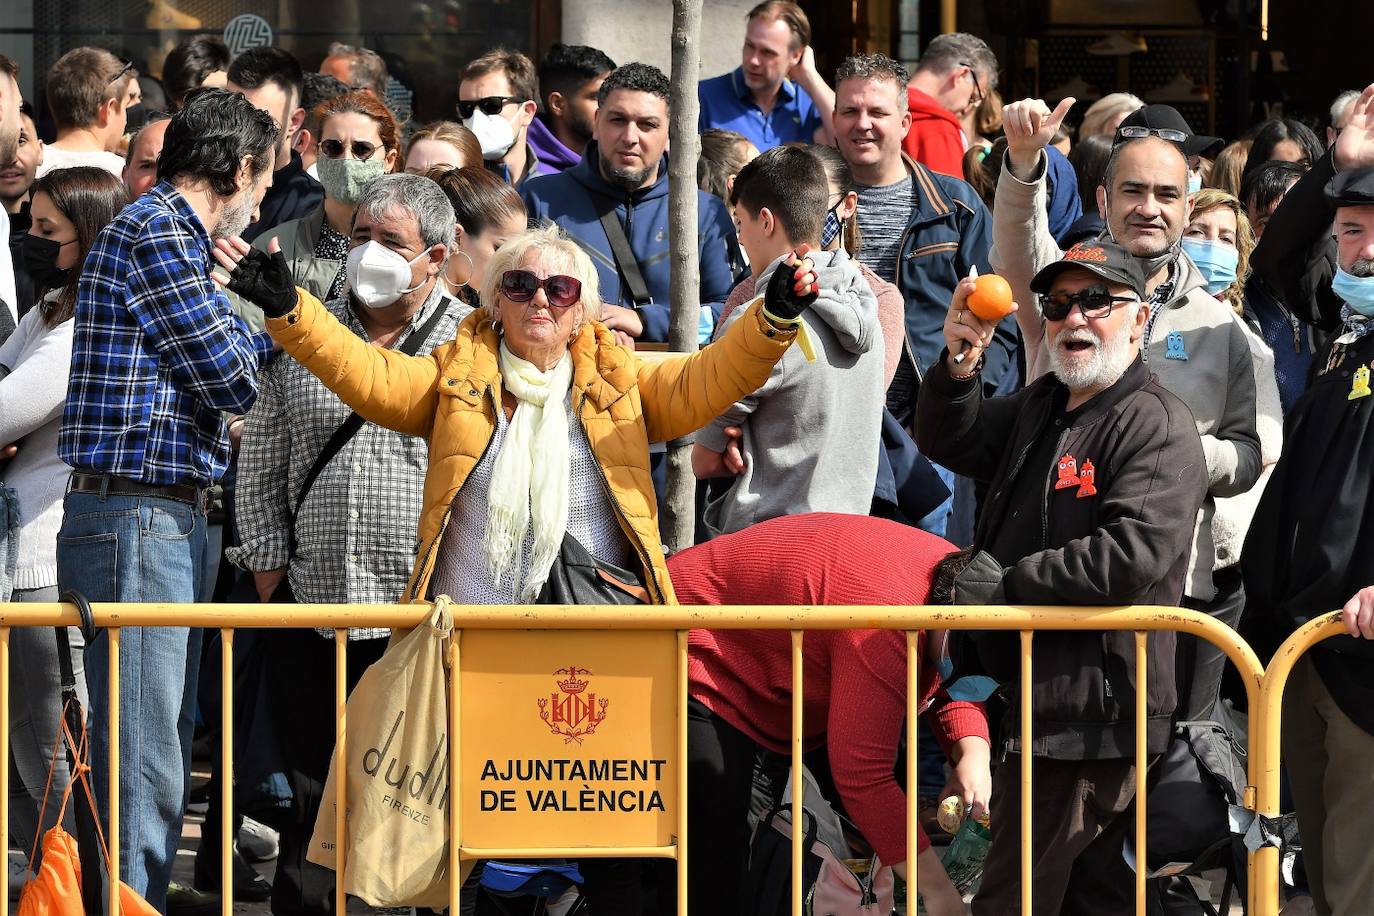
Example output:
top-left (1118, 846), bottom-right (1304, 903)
top-left (669, 512), bottom-right (991, 916)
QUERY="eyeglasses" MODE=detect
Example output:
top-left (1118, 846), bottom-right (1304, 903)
top-left (1038, 287), bottom-right (1138, 321)
top-left (960, 62), bottom-right (985, 107)
top-left (457, 96), bottom-right (520, 120)
top-left (500, 269), bottom-right (582, 309)
top-left (1113, 125), bottom-right (1188, 147)
top-left (319, 138), bottom-right (380, 160)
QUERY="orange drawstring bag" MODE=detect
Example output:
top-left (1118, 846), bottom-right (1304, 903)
top-left (16, 696), bottom-right (160, 916)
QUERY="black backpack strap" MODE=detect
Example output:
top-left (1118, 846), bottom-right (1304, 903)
top-left (287, 296), bottom-right (454, 554)
top-left (593, 195), bottom-right (652, 307)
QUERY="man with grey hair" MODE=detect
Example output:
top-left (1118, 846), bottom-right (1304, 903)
top-left (1329, 88), bottom-right (1361, 146)
top-left (319, 42), bottom-right (389, 98)
top-left (916, 237), bottom-right (1207, 914)
top-left (904, 32), bottom-right (997, 177)
top-left (226, 172), bottom-right (464, 916)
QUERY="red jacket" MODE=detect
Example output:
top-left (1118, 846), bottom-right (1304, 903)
top-left (901, 87), bottom-right (967, 179)
top-left (670, 513), bottom-right (990, 864)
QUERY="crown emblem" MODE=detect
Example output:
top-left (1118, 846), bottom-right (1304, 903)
top-left (538, 665), bottom-right (609, 744)
top-left (555, 666), bottom-right (591, 694)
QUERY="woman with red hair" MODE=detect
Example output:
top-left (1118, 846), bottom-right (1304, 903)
top-left (252, 90), bottom-right (401, 303)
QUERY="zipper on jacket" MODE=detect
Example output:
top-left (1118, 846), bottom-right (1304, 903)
top-left (414, 383), bottom-right (500, 600)
top-left (892, 222), bottom-right (927, 384)
top-left (576, 391), bottom-right (664, 602)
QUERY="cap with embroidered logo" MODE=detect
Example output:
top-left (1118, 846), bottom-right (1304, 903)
top-left (1030, 239), bottom-right (1147, 298)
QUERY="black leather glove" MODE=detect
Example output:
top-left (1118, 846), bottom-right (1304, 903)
top-left (762, 251), bottom-right (819, 321)
top-left (226, 248), bottom-right (299, 319)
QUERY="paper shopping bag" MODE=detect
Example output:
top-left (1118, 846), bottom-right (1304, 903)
top-left (308, 599), bottom-right (453, 908)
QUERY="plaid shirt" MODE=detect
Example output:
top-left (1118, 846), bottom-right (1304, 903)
top-left (227, 286), bottom-right (466, 638)
top-left (60, 182), bottom-right (274, 486)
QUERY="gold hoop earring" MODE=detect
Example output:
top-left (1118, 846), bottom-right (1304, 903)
top-left (446, 248), bottom-right (475, 289)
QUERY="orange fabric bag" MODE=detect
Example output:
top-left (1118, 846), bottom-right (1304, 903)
top-left (16, 700), bottom-right (160, 916)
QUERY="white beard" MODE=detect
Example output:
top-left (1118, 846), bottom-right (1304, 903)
top-left (1047, 315), bottom-right (1137, 394)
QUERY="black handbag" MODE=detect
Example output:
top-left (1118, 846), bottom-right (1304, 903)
top-left (535, 532), bottom-right (648, 605)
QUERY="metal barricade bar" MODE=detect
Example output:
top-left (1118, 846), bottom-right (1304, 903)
top-left (0, 601), bottom-right (1267, 916)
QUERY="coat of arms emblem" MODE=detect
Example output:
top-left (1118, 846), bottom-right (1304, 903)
top-left (538, 666), bottom-right (609, 744)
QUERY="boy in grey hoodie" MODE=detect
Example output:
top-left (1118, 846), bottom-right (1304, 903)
top-left (694, 145), bottom-right (885, 536)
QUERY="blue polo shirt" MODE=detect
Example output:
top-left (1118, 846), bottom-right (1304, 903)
top-left (698, 67), bottom-right (822, 151)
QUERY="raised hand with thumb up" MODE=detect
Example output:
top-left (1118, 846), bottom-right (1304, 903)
top-left (1003, 97), bottom-right (1076, 180)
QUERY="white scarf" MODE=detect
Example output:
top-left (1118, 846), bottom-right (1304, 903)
top-left (484, 342), bottom-right (574, 600)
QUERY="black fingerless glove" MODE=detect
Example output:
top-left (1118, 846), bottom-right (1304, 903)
top-left (227, 248), bottom-right (299, 319)
top-left (762, 255), bottom-right (819, 322)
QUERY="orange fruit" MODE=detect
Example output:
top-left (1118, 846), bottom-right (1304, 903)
top-left (967, 274), bottom-right (1014, 321)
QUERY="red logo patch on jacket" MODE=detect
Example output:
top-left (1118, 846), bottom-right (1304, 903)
top-left (1077, 460), bottom-right (1098, 498)
top-left (1054, 454), bottom-right (1080, 490)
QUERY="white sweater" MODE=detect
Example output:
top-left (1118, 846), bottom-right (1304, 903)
top-left (0, 302), bottom-right (74, 589)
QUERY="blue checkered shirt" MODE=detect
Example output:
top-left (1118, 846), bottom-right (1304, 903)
top-left (60, 182), bottom-right (274, 486)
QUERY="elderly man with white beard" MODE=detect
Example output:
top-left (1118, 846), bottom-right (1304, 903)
top-left (914, 238), bottom-right (1208, 915)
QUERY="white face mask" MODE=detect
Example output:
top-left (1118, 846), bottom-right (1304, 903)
top-left (463, 108), bottom-right (517, 161)
top-left (347, 240), bottom-right (428, 310)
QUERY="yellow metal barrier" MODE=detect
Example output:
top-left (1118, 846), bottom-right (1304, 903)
top-left (1252, 610), bottom-right (1349, 916)
top-left (0, 601), bottom-right (1270, 916)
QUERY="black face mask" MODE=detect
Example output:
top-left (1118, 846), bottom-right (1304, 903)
top-left (124, 102), bottom-right (146, 133)
top-left (21, 234), bottom-right (74, 291)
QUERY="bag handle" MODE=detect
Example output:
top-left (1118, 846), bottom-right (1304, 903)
top-left (593, 198), bottom-right (652, 307)
top-left (288, 296), bottom-right (454, 556)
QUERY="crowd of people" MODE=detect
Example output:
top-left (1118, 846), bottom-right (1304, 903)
top-left (0, 2), bottom-right (1372, 914)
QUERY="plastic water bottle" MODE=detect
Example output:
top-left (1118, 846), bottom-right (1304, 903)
top-left (939, 798), bottom-right (992, 897)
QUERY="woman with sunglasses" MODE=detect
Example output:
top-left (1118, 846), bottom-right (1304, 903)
top-left (251, 90), bottom-right (400, 305)
top-left (1, 166), bottom-right (127, 867)
top-left (215, 223), bottom-right (819, 911)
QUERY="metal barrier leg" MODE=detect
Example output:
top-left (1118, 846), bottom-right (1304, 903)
top-left (1, 626), bottom-right (9, 916)
top-left (220, 629), bottom-right (233, 916)
top-left (108, 627), bottom-right (120, 916)
top-left (1019, 630), bottom-right (1032, 916)
top-left (334, 629), bottom-right (347, 916)
top-left (790, 630), bottom-right (803, 916)
top-left (449, 629), bottom-right (461, 916)
top-left (1135, 631), bottom-right (1147, 916)
top-left (676, 630), bottom-right (688, 916)
top-left (905, 631), bottom-right (918, 909)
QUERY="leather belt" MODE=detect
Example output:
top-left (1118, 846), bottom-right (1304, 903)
top-left (69, 472), bottom-right (210, 512)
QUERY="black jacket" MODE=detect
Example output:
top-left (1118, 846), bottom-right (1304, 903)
top-left (1249, 148), bottom-right (1343, 333)
top-left (916, 355), bottom-right (1208, 757)
top-left (1244, 329), bottom-right (1374, 736)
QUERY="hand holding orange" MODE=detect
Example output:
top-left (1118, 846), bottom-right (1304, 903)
top-left (966, 274), bottom-right (1015, 321)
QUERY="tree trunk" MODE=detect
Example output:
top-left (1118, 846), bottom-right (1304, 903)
top-left (662, 0), bottom-right (704, 553)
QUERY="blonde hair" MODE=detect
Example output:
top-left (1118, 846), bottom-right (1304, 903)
top-left (1188, 188), bottom-right (1255, 316)
top-left (481, 224), bottom-right (603, 324)
top-left (1080, 92), bottom-right (1144, 139)
top-left (1204, 139), bottom-right (1253, 200)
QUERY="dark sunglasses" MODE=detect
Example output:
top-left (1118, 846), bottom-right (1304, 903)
top-left (456, 96), bottom-right (520, 119)
top-left (1113, 125), bottom-right (1187, 147)
top-left (500, 269), bottom-right (582, 309)
top-left (1039, 287), bottom-right (1138, 321)
top-left (319, 138), bottom-right (380, 160)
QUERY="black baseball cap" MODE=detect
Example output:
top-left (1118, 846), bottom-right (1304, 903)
top-left (1116, 104), bottom-right (1224, 159)
top-left (1326, 167), bottom-right (1374, 207)
top-left (1030, 239), bottom-right (1148, 299)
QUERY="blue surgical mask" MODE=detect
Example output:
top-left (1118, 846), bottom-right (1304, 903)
top-left (1333, 265), bottom-right (1374, 317)
top-left (1182, 238), bottom-right (1238, 296)
top-left (1187, 172), bottom-right (1203, 195)
top-left (820, 202), bottom-right (844, 250)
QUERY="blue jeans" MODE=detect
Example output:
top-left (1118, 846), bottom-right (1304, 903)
top-left (56, 489), bottom-right (207, 912)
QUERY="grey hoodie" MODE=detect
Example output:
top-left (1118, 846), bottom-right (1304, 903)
top-left (699, 248), bottom-right (885, 537)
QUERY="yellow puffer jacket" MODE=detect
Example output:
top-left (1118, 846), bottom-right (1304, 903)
top-left (265, 290), bottom-right (797, 604)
